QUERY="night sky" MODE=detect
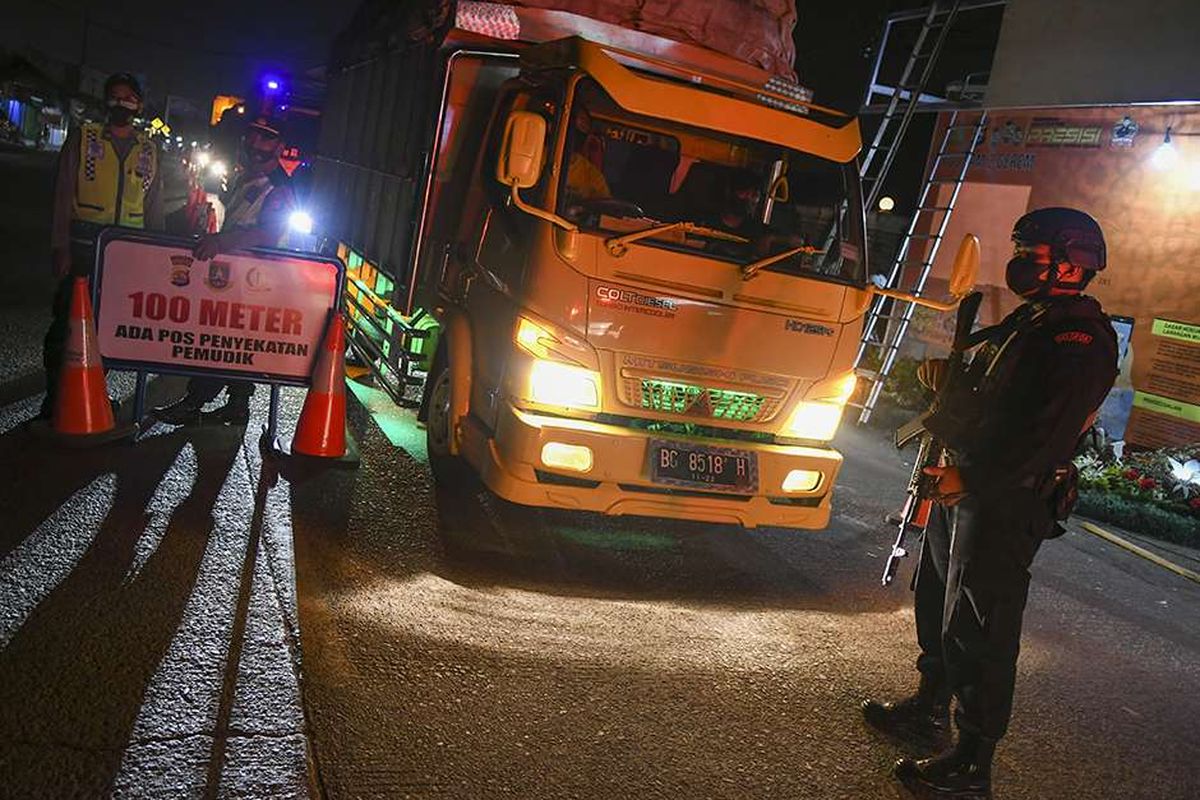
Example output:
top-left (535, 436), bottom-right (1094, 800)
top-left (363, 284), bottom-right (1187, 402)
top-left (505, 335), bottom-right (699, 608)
top-left (2, 0), bottom-right (356, 109)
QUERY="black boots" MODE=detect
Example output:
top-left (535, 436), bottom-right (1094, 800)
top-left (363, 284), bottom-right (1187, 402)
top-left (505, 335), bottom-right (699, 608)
top-left (201, 397), bottom-right (250, 426)
top-left (152, 395), bottom-right (205, 426)
top-left (153, 395), bottom-right (249, 426)
top-left (862, 677), bottom-right (951, 754)
top-left (894, 732), bottom-right (995, 799)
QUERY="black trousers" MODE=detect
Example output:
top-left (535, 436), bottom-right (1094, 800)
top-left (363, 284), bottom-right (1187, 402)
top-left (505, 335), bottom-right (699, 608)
top-left (913, 490), bottom-right (1052, 741)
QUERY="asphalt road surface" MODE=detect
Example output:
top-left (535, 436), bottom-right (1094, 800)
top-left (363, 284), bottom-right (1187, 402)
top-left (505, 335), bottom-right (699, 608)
top-left (1, 147), bottom-right (1197, 799)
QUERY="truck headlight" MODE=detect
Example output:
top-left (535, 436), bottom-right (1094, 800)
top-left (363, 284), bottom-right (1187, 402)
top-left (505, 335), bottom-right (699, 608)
top-left (515, 316), bottom-right (601, 411)
top-left (528, 360), bottom-right (600, 410)
top-left (780, 372), bottom-right (857, 442)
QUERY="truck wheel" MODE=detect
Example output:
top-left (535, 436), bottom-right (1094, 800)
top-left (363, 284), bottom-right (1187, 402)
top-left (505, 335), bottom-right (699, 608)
top-left (425, 363), bottom-right (465, 479)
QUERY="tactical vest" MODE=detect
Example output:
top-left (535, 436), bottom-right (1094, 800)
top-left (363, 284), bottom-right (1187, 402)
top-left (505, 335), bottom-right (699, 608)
top-left (223, 173), bottom-right (277, 231)
top-left (929, 297), bottom-right (1116, 451)
top-left (73, 123), bottom-right (156, 227)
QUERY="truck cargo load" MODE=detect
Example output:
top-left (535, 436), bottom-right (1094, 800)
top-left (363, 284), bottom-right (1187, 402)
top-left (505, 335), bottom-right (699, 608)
top-left (331, 0), bottom-right (797, 78)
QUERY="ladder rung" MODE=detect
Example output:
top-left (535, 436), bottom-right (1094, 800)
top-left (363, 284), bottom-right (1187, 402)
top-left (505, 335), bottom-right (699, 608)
top-left (907, 232), bottom-right (942, 239)
top-left (916, 205), bottom-right (953, 213)
top-left (855, 368), bottom-right (879, 382)
top-left (945, 123), bottom-right (982, 130)
top-left (928, 177), bottom-right (963, 184)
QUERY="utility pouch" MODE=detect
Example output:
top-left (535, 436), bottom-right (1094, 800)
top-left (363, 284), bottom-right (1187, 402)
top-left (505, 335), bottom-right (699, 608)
top-left (1037, 463), bottom-right (1080, 531)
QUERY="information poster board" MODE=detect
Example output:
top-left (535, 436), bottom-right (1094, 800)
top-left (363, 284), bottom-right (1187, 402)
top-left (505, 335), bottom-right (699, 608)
top-left (1123, 318), bottom-right (1200, 448)
top-left (94, 230), bottom-right (344, 385)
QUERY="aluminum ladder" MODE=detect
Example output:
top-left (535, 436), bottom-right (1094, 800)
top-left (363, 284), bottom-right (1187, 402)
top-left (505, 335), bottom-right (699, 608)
top-left (852, 109), bottom-right (988, 423)
top-left (860, 1), bottom-right (963, 212)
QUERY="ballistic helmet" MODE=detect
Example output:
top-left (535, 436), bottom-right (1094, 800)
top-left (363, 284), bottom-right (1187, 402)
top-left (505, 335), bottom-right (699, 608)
top-left (1011, 207), bottom-right (1106, 272)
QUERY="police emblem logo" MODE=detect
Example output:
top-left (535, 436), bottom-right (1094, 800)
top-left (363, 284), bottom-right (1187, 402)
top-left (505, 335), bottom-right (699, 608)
top-left (990, 120), bottom-right (1025, 148)
top-left (205, 261), bottom-right (232, 290)
top-left (1111, 116), bottom-right (1138, 148)
top-left (169, 254), bottom-right (193, 287)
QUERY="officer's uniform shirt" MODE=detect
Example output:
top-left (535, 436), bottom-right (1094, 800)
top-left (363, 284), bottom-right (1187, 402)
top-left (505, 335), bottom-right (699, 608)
top-left (942, 295), bottom-right (1119, 495)
top-left (51, 124), bottom-right (164, 254)
top-left (220, 165), bottom-right (295, 239)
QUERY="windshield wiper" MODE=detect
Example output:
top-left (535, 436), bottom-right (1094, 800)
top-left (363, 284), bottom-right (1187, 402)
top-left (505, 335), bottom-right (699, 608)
top-left (605, 220), bottom-right (748, 258)
top-left (741, 244), bottom-right (825, 280)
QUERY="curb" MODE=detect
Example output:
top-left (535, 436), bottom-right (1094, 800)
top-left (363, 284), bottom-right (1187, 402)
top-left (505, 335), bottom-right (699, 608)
top-left (1078, 521), bottom-right (1200, 585)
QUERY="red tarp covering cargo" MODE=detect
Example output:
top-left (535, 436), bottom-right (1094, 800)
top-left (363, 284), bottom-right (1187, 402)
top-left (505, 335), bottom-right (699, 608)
top-left (501, 1), bottom-right (797, 78)
top-left (334, 1), bottom-right (797, 79)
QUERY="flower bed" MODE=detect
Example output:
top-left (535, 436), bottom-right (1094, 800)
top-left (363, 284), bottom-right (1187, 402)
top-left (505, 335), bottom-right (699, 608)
top-left (1074, 445), bottom-right (1200, 547)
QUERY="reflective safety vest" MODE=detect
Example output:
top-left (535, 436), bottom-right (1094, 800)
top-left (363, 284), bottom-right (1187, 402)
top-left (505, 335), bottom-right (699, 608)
top-left (221, 169), bottom-right (293, 247)
top-left (73, 122), bottom-right (157, 227)
top-left (223, 173), bottom-right (278, 231)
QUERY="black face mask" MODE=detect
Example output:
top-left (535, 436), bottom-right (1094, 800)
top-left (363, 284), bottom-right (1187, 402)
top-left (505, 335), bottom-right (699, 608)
top-left (1005, 256), bottom-right (1049, 298)
top-left (106, 100), bottom-right (137, 126)
top-left (243, 144), bottom-right (277, 165)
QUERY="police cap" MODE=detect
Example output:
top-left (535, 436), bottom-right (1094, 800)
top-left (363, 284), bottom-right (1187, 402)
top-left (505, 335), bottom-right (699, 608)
top-left (103, 72), bottom-right (143, 100)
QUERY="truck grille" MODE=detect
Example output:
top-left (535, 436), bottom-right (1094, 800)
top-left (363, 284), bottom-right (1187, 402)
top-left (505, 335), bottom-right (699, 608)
top-left (633, 378), bottom-right (775, 423)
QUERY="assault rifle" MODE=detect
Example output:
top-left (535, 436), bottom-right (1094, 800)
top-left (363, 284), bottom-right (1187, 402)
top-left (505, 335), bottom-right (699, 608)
top-left (882, 290), bottom-right (983, 587)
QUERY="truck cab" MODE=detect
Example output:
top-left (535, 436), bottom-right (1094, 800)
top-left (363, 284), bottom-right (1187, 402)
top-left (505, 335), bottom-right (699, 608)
top-left (416, 37), bottom-right (869, 528)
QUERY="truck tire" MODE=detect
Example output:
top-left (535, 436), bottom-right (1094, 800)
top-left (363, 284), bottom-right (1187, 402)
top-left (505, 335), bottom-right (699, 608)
top-left (425, 361), bottom-right (467, 480)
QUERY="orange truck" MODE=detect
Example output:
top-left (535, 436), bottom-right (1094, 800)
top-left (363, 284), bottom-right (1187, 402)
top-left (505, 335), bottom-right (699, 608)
top-left (314, 1), bottom-right (975, 528)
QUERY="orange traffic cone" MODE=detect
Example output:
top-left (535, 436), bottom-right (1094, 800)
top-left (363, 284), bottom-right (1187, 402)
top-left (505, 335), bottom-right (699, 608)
top-left (292, 315), bottom-right (349, 458)
top-left (53, 277), bottom-right (115, 436)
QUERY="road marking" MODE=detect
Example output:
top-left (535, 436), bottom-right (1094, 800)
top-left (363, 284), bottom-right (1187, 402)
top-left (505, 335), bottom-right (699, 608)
top-left (1079, 521), bottom-right (1200, 585)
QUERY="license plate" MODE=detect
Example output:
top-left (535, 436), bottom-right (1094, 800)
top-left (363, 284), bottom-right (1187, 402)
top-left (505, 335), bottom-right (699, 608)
top-left (650, 440), bottom-right (758, 493)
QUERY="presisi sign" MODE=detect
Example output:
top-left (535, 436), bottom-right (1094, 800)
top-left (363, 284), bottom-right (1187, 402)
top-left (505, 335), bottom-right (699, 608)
top-left (94, 231), bottom-right (344, 385)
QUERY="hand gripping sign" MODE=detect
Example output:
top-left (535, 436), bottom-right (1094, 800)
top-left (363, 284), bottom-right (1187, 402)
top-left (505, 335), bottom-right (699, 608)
top-left (93, 229), bottom-right (344, 385)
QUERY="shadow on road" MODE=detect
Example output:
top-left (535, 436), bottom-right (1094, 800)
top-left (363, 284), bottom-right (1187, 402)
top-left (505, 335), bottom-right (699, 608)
top-left (0, 422), bottom-right (244, 797)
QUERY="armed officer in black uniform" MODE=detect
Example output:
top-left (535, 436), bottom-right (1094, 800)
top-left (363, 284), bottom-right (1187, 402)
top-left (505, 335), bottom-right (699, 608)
top-left (862, 208), bottom-right (1119, 799)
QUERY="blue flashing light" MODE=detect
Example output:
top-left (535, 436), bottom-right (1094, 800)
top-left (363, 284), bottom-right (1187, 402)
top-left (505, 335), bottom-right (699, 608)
top-left (265, 79), bottom-right (280, 91)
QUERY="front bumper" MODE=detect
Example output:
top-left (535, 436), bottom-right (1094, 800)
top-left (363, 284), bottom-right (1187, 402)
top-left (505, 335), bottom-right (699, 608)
top-left (460, 403), bottom-right (842, 529)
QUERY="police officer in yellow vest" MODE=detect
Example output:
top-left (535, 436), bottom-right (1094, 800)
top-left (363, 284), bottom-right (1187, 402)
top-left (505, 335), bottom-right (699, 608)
top-left (153, 113), bottom-right (296, 426)
top-left (42, 72), bottom-right (163, 418)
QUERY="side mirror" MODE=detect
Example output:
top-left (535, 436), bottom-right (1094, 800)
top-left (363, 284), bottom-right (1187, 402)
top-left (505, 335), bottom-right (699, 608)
top-left (866, 232), bottom-right (981, 312)
top-left (947, 233), bottom-right (980, 299)
top-left (493, 110), bottom-right (577, 232)
top-left (497, 111), bottom-right (547, 189)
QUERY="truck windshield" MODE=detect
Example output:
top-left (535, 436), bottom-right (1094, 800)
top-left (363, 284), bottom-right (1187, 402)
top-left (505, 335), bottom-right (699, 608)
top-left (557, 79), bottom-right (865, 284)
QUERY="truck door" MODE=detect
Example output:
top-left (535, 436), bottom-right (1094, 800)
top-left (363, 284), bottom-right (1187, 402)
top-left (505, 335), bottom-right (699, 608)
top-left (455, 83), bottom-right (564, 430)
top-left (407, 52), bottom-right (519, 315)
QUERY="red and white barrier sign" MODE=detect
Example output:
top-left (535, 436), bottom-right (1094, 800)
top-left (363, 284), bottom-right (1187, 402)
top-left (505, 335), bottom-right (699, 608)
top-left (95, 234), bottom-right (342, 383)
